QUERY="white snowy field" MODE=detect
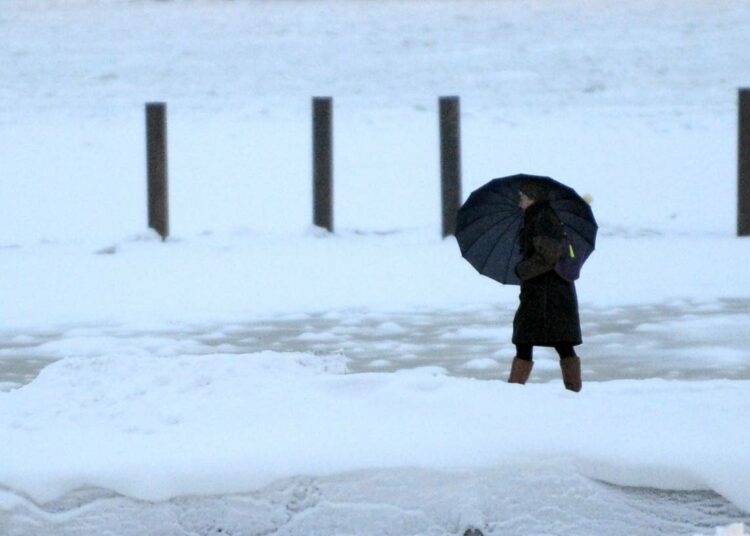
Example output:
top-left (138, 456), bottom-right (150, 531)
top-left (1, 353), bottom-right (749, 535)
top-left (2, 0), bottom-right (750, 534)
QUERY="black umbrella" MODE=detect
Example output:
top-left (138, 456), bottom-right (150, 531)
top-left (455, 173), bottom-right (597, 285)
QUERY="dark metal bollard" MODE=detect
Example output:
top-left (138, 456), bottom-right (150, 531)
top-left (739, 89), bottom-right (750, 236)
top-left (313, 97), bottom-right (333, 232)
top-left (146, 102), bottom-right (169, 240)
top-left (439, 96), bottom-right (462, 237)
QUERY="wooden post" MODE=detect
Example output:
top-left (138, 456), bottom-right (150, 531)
top-left (146, 102), bottom-right (169, 240)
top-left (739, 89), bottom-right (750, 236)
top-left (313, 97), bottom-right (333, 232)
top-left (439, 96), bottom-right (462, 237)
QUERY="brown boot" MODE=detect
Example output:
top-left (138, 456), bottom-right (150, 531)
top-left (508, 358), bottom-right (533, 384)
top-left (560, 356), bottom-right (582, 392)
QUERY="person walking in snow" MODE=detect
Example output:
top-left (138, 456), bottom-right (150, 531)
top-left (508, 181), bottom-right (583, 391)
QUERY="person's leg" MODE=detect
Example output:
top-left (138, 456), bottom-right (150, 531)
top-left (508, 344), bottom-right (533, 384)
top-left (554, 345), bottom-right (576, 359)
top-left (516, 344), bottom-right (533, 361)
top-left (555, 345), bottom-right (581, 392)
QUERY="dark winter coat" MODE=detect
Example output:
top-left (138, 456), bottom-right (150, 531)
top-left (512, 201), bottom-right (582, 346)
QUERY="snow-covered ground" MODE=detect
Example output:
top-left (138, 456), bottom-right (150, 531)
top-left (1, 0), bottom-right (750, 534)
top-left (2, 353), bottom-right (749, 535)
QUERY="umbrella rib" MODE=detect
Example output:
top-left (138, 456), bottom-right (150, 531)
top-left (477, 218), bottom-right (521, 275)
top-left (555, 211), bottom-right (597, 248)
top-left (467, 187), bottom-right (518, 213)
top-left (461, 211), bottom-right (522, 256)
top-left (485, 188), bottom-right (520, 206)
top-left (461, 190), bottom-right (517, 221)
top-left (470, 183), bottom-right (522, 209)
top-left (459, 210), bottom-right (520, 243)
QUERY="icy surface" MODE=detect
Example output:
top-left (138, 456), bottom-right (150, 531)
top-left (1, 472), bottom-right (747, 536)
top-left (2, 299), bottom-right (750, 389)
top-left (2, 0), bottom-right (750, 533)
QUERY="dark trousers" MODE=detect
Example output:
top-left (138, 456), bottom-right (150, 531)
top-left (515, 344), bottom-right (577, 361)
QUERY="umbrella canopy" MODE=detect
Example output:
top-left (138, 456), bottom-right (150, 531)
top-left (455, 174), bottom-right (597, 285)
